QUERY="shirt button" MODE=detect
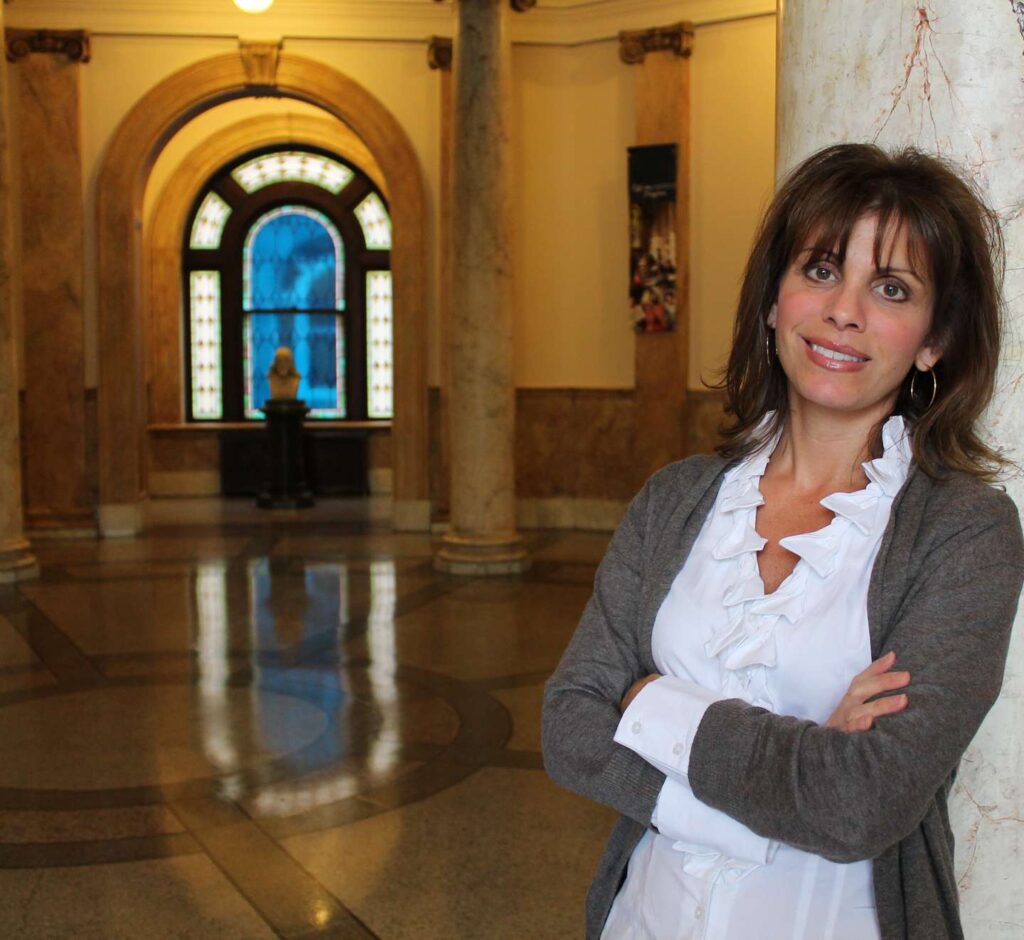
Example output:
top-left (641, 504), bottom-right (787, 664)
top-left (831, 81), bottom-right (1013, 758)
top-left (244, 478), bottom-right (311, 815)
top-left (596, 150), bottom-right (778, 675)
top-left (672, 743), bottom-right (684, 756)
top-left (631, 721), bottom-right (642, 734)
top-left (694, 905), bottom-right (705, 920)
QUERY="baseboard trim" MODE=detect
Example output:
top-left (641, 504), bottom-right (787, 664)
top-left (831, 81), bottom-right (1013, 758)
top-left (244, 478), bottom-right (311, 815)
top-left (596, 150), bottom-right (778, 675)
top-left (517, 497), bottom-right (627, 532)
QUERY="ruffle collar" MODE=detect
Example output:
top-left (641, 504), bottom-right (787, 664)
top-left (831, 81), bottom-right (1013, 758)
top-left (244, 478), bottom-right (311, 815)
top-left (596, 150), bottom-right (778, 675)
top-left (705, 415), bottom-right (911, 688)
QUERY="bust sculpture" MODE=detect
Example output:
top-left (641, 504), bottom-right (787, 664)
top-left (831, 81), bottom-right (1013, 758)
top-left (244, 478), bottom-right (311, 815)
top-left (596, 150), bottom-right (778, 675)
top-left (267, 346), bottom-right (301, 400)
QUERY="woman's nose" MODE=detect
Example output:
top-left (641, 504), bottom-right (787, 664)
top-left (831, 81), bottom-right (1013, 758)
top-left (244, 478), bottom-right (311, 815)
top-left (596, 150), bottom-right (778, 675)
top-left (823, 282), bottom-right (865, 330)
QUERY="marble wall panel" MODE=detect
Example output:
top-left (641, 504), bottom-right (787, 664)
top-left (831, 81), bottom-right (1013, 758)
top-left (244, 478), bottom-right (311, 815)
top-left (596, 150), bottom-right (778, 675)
top-left (777, 2), bottom-right (1024, 930)
top-left (148, 432), bottom-right (220, 475)
top-left (15, 53), bottom-right (91, 531)
top-left (431, 386), bottom-right (722, 517)
top-left (686, 389), bottom-right (726, 457)
top-left (515, 389), bottom-right (639, 503)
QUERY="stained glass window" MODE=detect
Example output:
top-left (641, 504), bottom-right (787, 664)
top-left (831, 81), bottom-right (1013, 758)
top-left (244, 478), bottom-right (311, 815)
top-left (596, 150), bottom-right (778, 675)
top-left (185, 150), bottom-right (392, 425)
top-left (231, 151), bottom-right (355, 195)
top-left (354, 193), bottom-right (392, 250)
top-left (366, 271), bottom-right (394, 419)
top-left (244, 313), bottom-right (346, 419)
top-left (243, 207), bottom-right (344, 312)
top-left (190, 271), bottom-right (222, 419)
top-left (243, 206), bottom-right (346, 419)
top-left (190, 192), bottom-right (231, 250)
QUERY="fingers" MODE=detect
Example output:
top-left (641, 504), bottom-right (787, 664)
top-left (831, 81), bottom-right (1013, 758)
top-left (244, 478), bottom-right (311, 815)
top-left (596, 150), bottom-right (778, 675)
top-left (848, 714), bottom-right (874, 732)
top-left (849, 651), bottom-right (910, 701)
top-left (861, 650), bottom-right (897, 677)
top-left (854, 669), bottom-right (911, 700)
top-left (844, 692), bottom-right (908, 733)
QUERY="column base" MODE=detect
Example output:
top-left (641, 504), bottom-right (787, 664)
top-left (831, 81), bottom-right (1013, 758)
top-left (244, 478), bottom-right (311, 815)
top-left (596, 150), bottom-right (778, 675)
top-left (435, 532), bottom-right (530, 576)
top-left (98, 502), bottom-right (144, 538)
top-left (0, 538), bottom-right (39, 583)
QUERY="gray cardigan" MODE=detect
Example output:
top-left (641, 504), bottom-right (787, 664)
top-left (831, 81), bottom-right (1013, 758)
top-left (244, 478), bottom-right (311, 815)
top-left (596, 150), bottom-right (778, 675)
top-left (543, 454), bottom-right (1024, 940)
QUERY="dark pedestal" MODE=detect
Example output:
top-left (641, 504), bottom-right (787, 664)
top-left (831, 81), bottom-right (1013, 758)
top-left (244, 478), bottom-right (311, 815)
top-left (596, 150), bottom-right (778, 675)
top-left (257, 399), bottom-right (314, 509)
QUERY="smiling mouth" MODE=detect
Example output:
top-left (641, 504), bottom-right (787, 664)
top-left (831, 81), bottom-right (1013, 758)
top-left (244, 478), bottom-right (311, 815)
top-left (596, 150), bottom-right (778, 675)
top-left (806, 341), bottom-right (868, 364)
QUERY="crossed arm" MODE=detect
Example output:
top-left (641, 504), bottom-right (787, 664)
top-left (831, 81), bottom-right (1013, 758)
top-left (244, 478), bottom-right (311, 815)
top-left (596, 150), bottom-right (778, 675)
top-left (542, 473), bottom-right (1024, 863)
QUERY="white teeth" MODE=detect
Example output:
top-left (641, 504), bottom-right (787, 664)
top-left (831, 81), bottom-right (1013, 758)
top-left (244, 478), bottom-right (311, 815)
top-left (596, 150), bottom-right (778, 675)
top-left (809, 342), bottom-right (866, 363)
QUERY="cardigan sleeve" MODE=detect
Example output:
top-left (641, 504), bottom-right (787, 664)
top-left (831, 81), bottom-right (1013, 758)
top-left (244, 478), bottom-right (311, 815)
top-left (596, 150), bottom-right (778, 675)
top-left (542, 476), bottom-right (668, 826)
top-left (686, 487), bottom-right (1024, 863)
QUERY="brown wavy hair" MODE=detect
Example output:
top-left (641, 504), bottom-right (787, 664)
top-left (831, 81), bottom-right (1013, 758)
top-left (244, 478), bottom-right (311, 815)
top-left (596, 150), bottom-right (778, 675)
top-left (715, 143), bottom-right (1007, 479)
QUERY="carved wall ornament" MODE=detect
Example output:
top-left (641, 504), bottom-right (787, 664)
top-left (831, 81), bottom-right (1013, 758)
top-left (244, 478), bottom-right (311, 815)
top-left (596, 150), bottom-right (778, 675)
top-left (239, 39), bottom-right (283, 87)
top-left (618, 22), bottom-right (695, 65)
top-left (427, 35), bottom-right (453, 71)
top-left (5, 29), bottom-right (91, 64)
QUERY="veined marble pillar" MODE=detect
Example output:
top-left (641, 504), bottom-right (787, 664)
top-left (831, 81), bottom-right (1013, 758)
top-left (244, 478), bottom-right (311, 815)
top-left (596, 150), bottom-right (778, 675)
top-left (778, 2), bottom-right (1024, 932)
top-left (0, 13), bottom-right (38, 581)
top-left (436, 0), bottom-right (529, 574)
top-left (9, 32), bottom-right (93, 536)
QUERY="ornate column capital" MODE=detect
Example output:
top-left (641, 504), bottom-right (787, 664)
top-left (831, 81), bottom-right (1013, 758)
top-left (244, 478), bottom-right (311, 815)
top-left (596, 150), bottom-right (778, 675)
top-left (427, 36), bottom-right (453, 71)
top-left (5, 28), bottom-right (91, 64)
top-left (239, 39), bottom-right (282, 87)
top-left (619, 22), bottom-right (694, 65)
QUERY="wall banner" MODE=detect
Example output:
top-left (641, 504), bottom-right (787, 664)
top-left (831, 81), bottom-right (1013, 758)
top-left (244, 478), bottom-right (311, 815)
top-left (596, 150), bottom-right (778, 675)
top-left (628, 144), bottom-right (677, 334)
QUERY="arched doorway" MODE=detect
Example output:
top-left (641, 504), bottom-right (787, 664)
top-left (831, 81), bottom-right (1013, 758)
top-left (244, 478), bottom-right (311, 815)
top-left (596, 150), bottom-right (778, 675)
top-left (95, 50), bottom-right (429, 535)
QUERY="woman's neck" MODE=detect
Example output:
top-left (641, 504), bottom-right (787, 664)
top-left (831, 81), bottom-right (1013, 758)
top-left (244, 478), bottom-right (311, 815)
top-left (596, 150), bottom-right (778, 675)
top-left (766, 402), bottom-right (889, 494)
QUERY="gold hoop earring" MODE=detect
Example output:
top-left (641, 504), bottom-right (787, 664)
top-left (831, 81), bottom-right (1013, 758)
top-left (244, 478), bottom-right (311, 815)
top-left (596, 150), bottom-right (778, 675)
top-left (910, 368), bottom-right (938, 410)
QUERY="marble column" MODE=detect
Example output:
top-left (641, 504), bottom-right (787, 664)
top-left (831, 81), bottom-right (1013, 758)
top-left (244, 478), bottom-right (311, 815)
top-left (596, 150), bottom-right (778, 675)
top-left (777, 2), bottom-right (1024, 931)
top-left (0, 11), bottom-right (39, 582)
top-left (436, 0), bottom-right (529, 574)
top-left (10, 36), bottom-right (93, 536)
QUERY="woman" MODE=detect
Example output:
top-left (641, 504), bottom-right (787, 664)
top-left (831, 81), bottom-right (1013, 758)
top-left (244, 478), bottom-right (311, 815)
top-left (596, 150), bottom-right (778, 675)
top-left (542, 144), bottom-right (1024, 940)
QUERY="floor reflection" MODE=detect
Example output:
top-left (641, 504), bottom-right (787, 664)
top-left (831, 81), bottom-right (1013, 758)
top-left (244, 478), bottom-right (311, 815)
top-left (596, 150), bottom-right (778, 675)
top-left (0, 518), bottom-right (618, 938)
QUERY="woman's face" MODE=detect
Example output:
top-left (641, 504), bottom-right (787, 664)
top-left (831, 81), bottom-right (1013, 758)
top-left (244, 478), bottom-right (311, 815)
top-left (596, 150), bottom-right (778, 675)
top-left (768, 213), bottom-right (941, 423)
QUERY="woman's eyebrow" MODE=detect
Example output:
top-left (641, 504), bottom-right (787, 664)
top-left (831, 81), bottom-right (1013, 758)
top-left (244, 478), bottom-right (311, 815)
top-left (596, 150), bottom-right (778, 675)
top-left (876, 265), bottom-right (924, 282)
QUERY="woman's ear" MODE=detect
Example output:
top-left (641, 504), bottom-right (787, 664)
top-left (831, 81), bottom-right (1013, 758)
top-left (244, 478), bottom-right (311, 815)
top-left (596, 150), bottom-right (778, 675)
top-left (767, 303), bottom-right (778, 329)
top-left (915, 344), bottom-right (942, 372)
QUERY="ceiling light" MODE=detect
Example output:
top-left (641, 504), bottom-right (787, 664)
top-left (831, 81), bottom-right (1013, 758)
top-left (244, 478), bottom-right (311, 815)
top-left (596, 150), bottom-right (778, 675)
top-left (234, 0), bottom-right (274, 13)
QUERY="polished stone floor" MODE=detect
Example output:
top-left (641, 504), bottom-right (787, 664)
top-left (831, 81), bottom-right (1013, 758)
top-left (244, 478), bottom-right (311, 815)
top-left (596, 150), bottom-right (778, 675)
top-left (0, 500), bottom-right (618, 939)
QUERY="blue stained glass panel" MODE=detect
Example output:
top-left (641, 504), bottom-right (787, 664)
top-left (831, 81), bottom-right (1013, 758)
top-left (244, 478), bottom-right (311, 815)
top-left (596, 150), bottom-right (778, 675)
top-left (244, 207), bottom-right (344, 312)
top-left (245, 312), bottom-right (346, 419)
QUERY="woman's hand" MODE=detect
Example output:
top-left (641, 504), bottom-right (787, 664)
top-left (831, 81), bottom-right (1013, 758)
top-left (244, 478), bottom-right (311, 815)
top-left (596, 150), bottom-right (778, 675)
top-left (826, 651), bottom-right (910, 733)
top-left (621, 673), bottom-right (662, 713)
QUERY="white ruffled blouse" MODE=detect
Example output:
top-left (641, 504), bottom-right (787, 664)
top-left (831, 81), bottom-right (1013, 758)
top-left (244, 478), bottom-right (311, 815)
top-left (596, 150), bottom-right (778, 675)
top-left (604, 416), bottom-right (913, 940)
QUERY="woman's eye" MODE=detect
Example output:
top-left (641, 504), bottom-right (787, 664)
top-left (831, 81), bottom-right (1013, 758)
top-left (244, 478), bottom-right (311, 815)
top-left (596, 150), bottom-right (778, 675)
top-left (878, 281), bottom-right (908, 301)
top-left (806, 264), bottom-right (833, 282)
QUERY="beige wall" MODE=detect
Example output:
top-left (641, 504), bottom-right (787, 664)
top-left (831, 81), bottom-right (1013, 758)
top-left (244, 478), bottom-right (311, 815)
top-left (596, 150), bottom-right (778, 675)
top-left (690, 14), bottom-right (776, 390)
top-left (14, 5), bottom-right (774, 397)
top-left (512, 40), bottom-right (635, 389)
top-left (511, 15), bottom-right (775, 391)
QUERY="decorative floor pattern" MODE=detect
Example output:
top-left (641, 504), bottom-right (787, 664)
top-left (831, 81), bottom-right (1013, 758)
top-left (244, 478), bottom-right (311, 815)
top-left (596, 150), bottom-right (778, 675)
top-left (0, 501), bottom-right (617, 938)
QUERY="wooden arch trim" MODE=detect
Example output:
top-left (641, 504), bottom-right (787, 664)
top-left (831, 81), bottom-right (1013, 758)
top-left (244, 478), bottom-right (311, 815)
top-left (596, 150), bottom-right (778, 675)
top-left (96, 52), bottom-right (429, 534)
